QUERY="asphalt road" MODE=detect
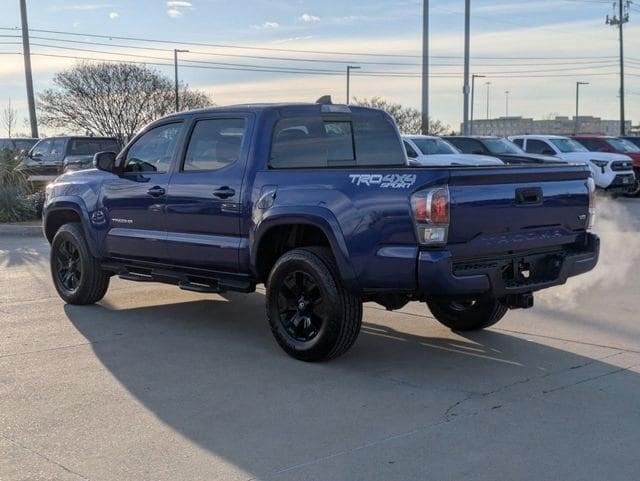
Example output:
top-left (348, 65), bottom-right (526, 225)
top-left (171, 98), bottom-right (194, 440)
top-left (2, 198), bottom-right (640, 481)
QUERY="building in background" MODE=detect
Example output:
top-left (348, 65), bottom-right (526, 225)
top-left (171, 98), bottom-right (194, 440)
top-left (466, 116), bottom-right (632, 136)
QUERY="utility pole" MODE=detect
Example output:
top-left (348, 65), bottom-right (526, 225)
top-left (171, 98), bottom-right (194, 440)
top-left (505, 90), bottom-right (510, 117)
top-left (346, 65), bottom-right (360, 104)
top-left (19, 0), bottom-right (38, 138)
top-left (462, 0), bottom-right (471, 135)
top-left (174, 48), bottom-right (189, 112)
top-left (575, 81), bottom-right (589, 134)
top-left (485, 81), bottom-right (491, 119)
top-left (606, 1), bottom-right (629, 136)
top-left (421, 0), bottom-right (429, 134)
top-left (470, 74), bottom-right (485, 135)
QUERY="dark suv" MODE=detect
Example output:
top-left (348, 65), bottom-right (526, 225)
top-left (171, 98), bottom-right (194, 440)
top-left (0, 137), bottom-right (39, 153)
top-left (20, 136), bottom-right (121, 183)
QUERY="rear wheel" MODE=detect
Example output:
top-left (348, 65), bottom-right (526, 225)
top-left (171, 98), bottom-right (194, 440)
top-left (266, 247), bottom-right (362, 362)
top-left (50, 223), bottom-right (110, 305)
top-left (427, 297), bottom-right (508, 331)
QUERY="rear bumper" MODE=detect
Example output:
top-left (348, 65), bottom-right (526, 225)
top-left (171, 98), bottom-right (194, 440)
top-left (418, 233), bottom-right (599, 298)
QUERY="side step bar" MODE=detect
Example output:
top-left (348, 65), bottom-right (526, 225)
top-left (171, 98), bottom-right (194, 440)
top-left (103, 261), bottom-right (254, 294)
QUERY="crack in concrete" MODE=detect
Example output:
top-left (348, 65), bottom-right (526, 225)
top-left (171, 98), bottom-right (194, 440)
top-left (1, 433), bottom-right (89, 480)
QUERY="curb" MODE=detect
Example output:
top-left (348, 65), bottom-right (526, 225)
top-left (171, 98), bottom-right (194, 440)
top-left (0, 224), bottom-right (43, 237)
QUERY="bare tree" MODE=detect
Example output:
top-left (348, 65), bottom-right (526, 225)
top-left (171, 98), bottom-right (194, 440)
top-left (353, 96), bottom-right (449, 135)
top-left (38, 62), bottom-right (213, 141)
top-left (1, 98), bottom-right (18, 138)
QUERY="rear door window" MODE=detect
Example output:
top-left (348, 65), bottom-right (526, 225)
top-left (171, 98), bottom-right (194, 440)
top-left (183, 118), bottom-right (246, 171)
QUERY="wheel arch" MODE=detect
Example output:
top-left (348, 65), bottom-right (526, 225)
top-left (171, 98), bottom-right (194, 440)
top-left (252, 209), bottom-right (357, 290)
top-left (44, 198), bottom-right (100, 258)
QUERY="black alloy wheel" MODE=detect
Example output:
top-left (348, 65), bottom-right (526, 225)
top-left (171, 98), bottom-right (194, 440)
top-left (277, 270), bottom-right (327, 342)
top-left (55, 239), bottom-right (82, 293)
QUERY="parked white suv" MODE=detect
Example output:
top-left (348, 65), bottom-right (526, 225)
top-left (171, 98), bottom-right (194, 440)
top-left (402, 135), bottom-right (503, 166)
top-left (509, 135), bottom-right (635, 192)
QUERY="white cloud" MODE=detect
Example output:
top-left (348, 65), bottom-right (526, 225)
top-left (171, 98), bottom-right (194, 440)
top-left (300, 13), bottom-right (320, 24)
top-left (167, 0), bottom-right (192, 6)
top-left (108, 11), bottom-right (119, 19)
top-left (166, 1), bottom-right (192, 18)
top-left (252, 21), bottom-right (280, 30)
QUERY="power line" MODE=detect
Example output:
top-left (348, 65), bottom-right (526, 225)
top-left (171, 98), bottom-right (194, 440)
top-left (20, 51), bottom-right (637, 79)
top-left (1, 34), bottom-right (626, 68)
top-left (0, 26), bottom-right (627, 61)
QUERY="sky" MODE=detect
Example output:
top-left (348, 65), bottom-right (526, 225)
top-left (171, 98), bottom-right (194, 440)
top-left (1, 0), bottom-right (640, 136)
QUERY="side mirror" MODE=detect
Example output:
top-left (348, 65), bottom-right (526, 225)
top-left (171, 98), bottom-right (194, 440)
top-left (407, 151), bottom-right (418, 159)
top-left (542, 149), bottom-right (556, 156)
top-left (93, 151), bottom-right (116, 172)
top-left (31, 151), bottom-right (42, 160)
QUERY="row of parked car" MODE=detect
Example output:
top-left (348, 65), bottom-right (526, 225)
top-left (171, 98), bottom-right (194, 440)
top-left (403, 134), bottom-right (640, 196)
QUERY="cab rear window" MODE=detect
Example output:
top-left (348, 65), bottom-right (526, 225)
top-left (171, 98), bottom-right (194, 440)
top-left (269, 112), bottom-right (404, 168)
top-left (68, 138), bottom-right (120, 156)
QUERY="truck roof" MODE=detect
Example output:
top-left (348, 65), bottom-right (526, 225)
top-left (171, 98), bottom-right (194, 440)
top-left (164, 102), bottom-right (378, 118)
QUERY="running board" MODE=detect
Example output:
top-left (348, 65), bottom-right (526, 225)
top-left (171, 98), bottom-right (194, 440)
top-left (102, 261), bottom-right (254, 294)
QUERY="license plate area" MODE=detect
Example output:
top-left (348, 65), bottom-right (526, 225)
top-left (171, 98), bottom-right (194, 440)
top-left (500, 252), bottom-right (564, 288)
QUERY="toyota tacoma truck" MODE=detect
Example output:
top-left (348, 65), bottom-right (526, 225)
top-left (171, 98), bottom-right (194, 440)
top-left (43, 100), bottom-right (599, 361)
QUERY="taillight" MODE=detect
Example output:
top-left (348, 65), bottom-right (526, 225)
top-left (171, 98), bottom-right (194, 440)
top-left (586, 176), bottom-right (596, 231)
top-left (411, 186), bottom-right (450, 245)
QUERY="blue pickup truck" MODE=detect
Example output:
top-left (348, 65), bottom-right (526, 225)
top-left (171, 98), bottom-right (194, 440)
top-left (43, 100), bottom-right (599, 361)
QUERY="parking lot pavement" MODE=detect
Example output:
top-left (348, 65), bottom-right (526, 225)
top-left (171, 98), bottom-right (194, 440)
top-left (2, 200), bottom-right (640, 481)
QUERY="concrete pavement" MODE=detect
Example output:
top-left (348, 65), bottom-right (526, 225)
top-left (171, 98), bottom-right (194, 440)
top-left (1, 201), bottom-right (639, 480)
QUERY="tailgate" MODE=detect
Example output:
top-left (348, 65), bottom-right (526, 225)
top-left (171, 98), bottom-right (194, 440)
top-left (446, 165), bottom-right (591, 259)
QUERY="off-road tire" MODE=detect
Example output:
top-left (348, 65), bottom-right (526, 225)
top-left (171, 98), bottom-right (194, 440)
top-left (50, 222), bottom-right (110, 305)
top-left (427, 297), bottom-right (508, 331)
top-left (266, 247), bottom-right (362, 361)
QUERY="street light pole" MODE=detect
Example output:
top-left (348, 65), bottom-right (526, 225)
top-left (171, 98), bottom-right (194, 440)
top-left (606, 1), bottom-right (629, 135)
top-left (575, 81), bottom-right (589, 134)
top-left (470, 74), bottom-right (485, 135)
top-left (421, 0), bottom-right (429, 134)
top-left (346, 65), bottom-right (360, 104)
top-left (462, 0), bottom-right (471, 135)
top-left (174, 48), bottom-right (189, 112)
top-left (505, 90), bottom-right (510, 117)
top-left (19, 0), bottom-right (38, 138)
top-left (485, 82), bottom-right (491, 119)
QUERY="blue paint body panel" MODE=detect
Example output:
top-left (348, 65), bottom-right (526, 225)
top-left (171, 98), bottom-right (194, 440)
top-left (43, 103), bottom-right (599, 299)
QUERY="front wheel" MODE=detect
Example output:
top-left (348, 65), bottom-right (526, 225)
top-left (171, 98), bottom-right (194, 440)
top-left (50, 223), bottom-right (110, 305)
top-left (266, 248), bottom-right (362, 362)
top-left (427, 297), bottom-right (508, 331)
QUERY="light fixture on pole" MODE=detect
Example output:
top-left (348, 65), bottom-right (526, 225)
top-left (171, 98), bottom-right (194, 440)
top-left (174, 48), bottom-right (189, 112)
top-left (575, 81), bottom-right (589, 134)
top-left (346, 65), bottom-right (361, 104)
top-left (470, 74), bottom-right (485, 135)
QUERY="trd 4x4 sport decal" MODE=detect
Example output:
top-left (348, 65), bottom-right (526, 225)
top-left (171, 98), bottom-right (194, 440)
top-left (349, 174), bottom-right (416, 189)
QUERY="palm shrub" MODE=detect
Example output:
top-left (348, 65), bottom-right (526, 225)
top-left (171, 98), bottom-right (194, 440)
top-left (0, 149), bottom-right (35, 223)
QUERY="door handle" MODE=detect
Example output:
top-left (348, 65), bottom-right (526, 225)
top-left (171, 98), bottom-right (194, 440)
top-left (213, 186), bottom-right (235, 199)
top-left (516, 187), bottom-right (542, 205)
top-left (147, 186), bottom-right (166, 197)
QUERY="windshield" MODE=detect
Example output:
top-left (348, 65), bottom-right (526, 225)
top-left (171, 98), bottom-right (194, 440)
top-left (483, 138), bottom-right (523, 155)
top-left (608, 138), bottom-right (640, 153)
top-left (550, 138), bottom-right (588, 153)
top-left (411, 138), bottom-right (458, 155)
top-left (68, 138), bottom-right (120, 156)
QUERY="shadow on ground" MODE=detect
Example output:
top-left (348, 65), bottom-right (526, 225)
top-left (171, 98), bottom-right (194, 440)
top-left (62, 290), bottom-right (640, 479)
